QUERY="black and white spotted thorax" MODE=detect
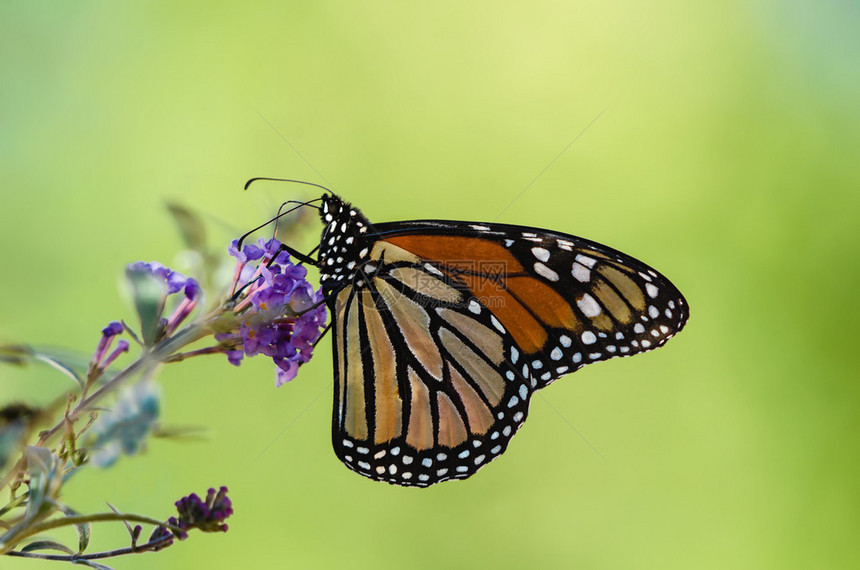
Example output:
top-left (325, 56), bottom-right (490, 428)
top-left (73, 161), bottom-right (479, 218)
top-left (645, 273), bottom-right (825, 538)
top-left (317, 194), bottom-right (375, 294)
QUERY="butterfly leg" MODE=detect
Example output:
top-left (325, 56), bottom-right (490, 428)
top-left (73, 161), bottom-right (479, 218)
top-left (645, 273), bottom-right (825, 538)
top-left (272, 244), bottom-right (319, 266)
top-left (312, 322), bottom-right (332, 348)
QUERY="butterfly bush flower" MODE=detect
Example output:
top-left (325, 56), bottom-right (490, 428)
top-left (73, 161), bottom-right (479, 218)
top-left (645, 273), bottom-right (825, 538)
top-left (146, 486), bottom-right (232, 549)
top-left (88, 320), bottom-right (129, 377)
top-left (217, 238), bottom-right (327, 386)
top-left (170, 486), bottom-right (233, 539)
top-left (0, 210), bottom-right (326, 562)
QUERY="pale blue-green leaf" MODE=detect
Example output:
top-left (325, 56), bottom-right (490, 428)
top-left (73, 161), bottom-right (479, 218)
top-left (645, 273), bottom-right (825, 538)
top-left (125, 269), bottom-right (166, 346)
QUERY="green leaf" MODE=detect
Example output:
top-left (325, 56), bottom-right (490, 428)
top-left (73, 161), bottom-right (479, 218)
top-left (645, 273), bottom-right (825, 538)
top-left (105, 502), bottom-right (136, 543)
top-left (166, 202), bottom-right (207, 252)
top-left (23, 447), bottom-right (56, 520)
top-left (31, 353), bottom-right (84, 389)
top-left (152, 424), bottom-right (207, 441)
top-left (61, 506), bottom-right (91, 554)
top-left (21, 539), bottom-right (75, 554)
top-left (0, 345), bottom-right (84, 388)
top-left (125, 268), bottom-right (166, 346)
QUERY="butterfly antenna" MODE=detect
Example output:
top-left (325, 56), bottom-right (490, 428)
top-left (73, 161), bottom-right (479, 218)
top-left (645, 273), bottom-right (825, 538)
top-left (244, 177), bottom-right (335, 195)
top-left (235, 200), bottom-right (321, 250)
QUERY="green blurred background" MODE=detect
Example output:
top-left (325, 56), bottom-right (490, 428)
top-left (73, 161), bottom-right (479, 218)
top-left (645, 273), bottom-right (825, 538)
top-left (2, 1), bottom-right (859, 568)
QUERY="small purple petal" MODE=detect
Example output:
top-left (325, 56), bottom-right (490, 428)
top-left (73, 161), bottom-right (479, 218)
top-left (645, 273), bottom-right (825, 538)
top-left (102, 340), bottom-right (130, 369)
top-left (184, 278), bottom-right (201, 300)
top-left (225, 350), bottom-right (244, 366)
top-left (274, 358), bottom-right (299, 386)
top-left (102, 321), bottom-right (124, 337)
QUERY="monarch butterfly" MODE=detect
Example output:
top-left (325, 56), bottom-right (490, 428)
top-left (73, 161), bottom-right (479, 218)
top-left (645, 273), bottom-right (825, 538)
top-left (289, 190), bottom-right (688, 487)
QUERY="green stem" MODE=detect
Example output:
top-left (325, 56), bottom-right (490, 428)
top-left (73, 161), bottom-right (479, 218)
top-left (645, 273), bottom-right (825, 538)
top-left (0, 512), bottom-right (177, 555)
top-left (1, 322), bottom-right (214, 493)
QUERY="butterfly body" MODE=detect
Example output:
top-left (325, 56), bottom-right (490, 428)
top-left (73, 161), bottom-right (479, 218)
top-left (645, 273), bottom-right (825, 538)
top-left (316, 194), bottom-right (688, 487)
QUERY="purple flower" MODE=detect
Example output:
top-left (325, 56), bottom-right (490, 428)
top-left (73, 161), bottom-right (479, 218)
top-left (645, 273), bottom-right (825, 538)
top-left (126, 261), bottom-right (199, 299)
top-left (91, 321), bottom-right (125, 370)
top-left (148, 524), bottom-right (174, 549)
top-left (169, 486), bottom-right (233, 540)
top-left (126, 261), bottom-right (202, 337)
top-left (184, 278), bottom-right (201, 301)
top-left (221, 238), bottom-right (327, 386)
top-left (228, 239), bottom-right (264, 262)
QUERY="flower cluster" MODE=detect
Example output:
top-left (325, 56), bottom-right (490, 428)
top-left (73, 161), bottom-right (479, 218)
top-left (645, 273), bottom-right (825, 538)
top-left (147, 486), bottom-right (232, 548)
top-left (170, 486), bottom-right (233, 539)
top-left (217, 238), bottom-right (327, 386)
top-left (0, 206), bottom-right (325, 564)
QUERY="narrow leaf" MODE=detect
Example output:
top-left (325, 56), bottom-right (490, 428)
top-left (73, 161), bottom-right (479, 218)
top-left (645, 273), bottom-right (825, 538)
top-left (166, 202), bottom-right (207, 252)
top-left (32, 353), bottom-right (84, 389)
top-left (0, 345), bottom-right (85, 388)
top-left (125, 268), bottom-right (166, 346)
top-left (21, 539), bottom-right (75, 554)
top-left (62, 506), bottom-right (91, 553)
top-left (106, 502), bottom-right (136, 541)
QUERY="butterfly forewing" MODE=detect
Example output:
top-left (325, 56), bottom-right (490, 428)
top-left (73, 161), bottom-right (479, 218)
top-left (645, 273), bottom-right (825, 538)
top-left (318, 197), bottom-right (688, 487)
top-left (374, 220), bottom-right (689, 386)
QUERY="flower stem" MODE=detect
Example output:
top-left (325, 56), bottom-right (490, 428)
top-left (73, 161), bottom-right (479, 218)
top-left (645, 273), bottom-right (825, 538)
top-left (1, 512), bottom-right (174, 555)
top-left (6, 534), bottom-right (175, 561)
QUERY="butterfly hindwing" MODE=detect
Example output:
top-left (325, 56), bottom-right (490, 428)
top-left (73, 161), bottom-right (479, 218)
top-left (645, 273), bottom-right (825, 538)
top-left (330, 248), bottom-right (533, 486)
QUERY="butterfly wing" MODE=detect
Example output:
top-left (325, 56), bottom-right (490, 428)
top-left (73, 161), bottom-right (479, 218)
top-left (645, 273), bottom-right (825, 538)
top-left (328, 218), bottom-right (687, 487)
top-left (329, 241), bottom-right (533, 487)
top-left (372, 220), bottom-right (689, 386)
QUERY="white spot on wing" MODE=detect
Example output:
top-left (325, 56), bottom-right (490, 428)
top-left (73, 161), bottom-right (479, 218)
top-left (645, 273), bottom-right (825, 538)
top-left (575, 254), bottom-right (597, 268)
top-left (577, 293), bottom-right (602, 317)
top-left (646, 283), bottom-right (659, 298)
top-left (531, 247), bottom-right (550, 262)
top-left (468, 299), bottom-right (481, 314)
top-left (490, 315), bottom-right (505, 333)
top-left (581, 331), bottom-right (597, 345)
top-left (534, 262), bottom-right (559, 281)
top-left (424, 263), bottom-right (443, 276)
top-left (572, 262), bottom-right (591, 282)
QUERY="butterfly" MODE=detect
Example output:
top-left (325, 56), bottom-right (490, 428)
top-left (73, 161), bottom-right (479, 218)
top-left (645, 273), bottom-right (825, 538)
top-left (298, 191), bottom-right (689, 487)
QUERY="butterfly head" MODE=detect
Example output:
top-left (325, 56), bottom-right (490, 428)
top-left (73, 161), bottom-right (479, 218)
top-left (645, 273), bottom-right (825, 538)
top-left (318, 194), bottom-right (374, 292)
